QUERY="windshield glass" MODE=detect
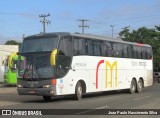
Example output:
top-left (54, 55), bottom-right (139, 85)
top-left (12, 59), bottom-right (17, 68)
top-left (18, 53), bottom-right (54, 80)
top-left (21, 36), bottom-right (58, 53)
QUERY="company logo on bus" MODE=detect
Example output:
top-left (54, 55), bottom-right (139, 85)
top-left (96, 60), bottom-right (118, 89)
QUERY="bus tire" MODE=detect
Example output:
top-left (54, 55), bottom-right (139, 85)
top-left (43, 96), bottom-right (51, 101)
top-left (137, 79), bottom-right (143, 93)
top-left (129, 79), bottom-right (136, 94)
top-left (74, 82), bottom-right (83, 100)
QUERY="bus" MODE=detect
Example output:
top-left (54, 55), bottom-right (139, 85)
top-left (17, 32), bottom-right (153, 101)
top-left (4, 52), bottom-right (24, 85)
top-left (0, 45), bottom-right (18, 84)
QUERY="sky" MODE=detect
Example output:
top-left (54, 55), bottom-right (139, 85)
top-left (0, 0), bottom-right (160, 44)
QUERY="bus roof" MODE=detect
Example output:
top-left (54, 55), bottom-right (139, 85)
top-left (71, 33), bottom-right (151, 48)
top-left (24, 32), bottom-right (151, 48)
top-left (24, 32), bottom-right (70, 40)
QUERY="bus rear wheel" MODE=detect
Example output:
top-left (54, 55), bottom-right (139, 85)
top-left (74, 82), bottom-right (83, 100)
top-left (129, 79), bottom-right (136, 94)
top-left (137, 79), bottom-right (143, 93)
top-left (43, 96), bottom-right (51, 101)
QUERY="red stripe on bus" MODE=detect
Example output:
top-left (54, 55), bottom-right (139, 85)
top-left (96, 60), bottom-right (104, 89)
top-left (136, 43), bottom-right (144, 46)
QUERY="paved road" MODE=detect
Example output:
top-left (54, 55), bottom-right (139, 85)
top-left (0, 83), bottom-right (160, 117)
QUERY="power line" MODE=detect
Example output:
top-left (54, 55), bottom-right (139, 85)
top-left (39, 13), bottom-right (51, 33)
top-left (77, 19), bottom-right (89, 34)
top-left (0, 12), bottom-right (37, 17)
top-left (90, 13), bottom-right (160, 27)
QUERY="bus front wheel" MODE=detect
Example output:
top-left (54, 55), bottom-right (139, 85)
top-left (129, 79), bottom-right (136, 94)
top-left (43, 96), bottom-right (51, 101)
top-left (74, 82), bottom-right (83, 100)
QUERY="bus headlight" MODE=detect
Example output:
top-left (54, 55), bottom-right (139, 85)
top-left (43, 85), bottom-right (51, 88)
top-left (50, 91), bottom-right (54, 94)
top-left (17, 84), bottom-right (23, 88)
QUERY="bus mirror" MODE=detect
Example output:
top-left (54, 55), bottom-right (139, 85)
top-left (50, 49), bottom-right (58, 66)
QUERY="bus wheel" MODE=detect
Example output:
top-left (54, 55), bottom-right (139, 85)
top-left (137, 79), bottom-right (143, 93)
top-left (74, 82), bottom-right (83, 100)
top-left (43, 96), bottom-right (51, 101)
top-left (129, 79), bottom-right (136, 94)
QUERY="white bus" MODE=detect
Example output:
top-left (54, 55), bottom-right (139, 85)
top-left (17, 32), bottom-right (153, 101)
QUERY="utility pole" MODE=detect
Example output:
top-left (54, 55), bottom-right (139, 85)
top-left (39, 13), bottom-right (51, 33)
top-left (110, 25), bottom-right (115, 38)
top-left (78, 19), bottom-right (89, 34)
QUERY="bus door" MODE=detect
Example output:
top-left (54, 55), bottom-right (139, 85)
top-left (56, 35), bottom-right (73, 94)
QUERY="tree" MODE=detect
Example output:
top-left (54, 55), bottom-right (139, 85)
top-left (5, 40), bottom-right (21, 46)
top-left (119, 26), bottom-right (160, 71)
top-left (155, 25), bottom-right (160, 31)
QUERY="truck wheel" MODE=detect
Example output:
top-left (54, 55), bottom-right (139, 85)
top-left (43, 96), bottom-right (51, 101)
top-left (129, 79), bottom-right (136, 94)
top-left (137, 79), bottom-right (143, 93)
top-left (74, 82), bottom-right (83, 100)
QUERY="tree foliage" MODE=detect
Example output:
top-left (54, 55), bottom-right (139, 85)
top-left (5, 40), bottom-right (21, 45)
top-left (119, 26), bottom-right (160, 71)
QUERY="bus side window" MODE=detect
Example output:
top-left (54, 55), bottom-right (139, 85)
top-left (113, 43), bottom-right (123, 58)
top-left (93, 40), bottom-right (101, 56)
top-left (137, 46), bottom-right (142, 59)
top-left (133, 46), bottom-right (138, 59)
top-left (58, 36), bottom-right (72, 56)
top-left (105, 41), bottom-right (113, 57)
top-left (99, 41), bottom-right (107, 57)
top-left (128, 45), bottom-right (133, 58)
top-left (87, 39), bottom-right (94, 56)
top-left (123, 44), bottom-right (128, 58)
top-left (73, 37), bottom-right (86, 55)
top-left (147, 47), bottom-right (152, 59)
top-left (113, 43), bottom-right (117, 57)
top-left (117, 43), bottom-right (123, 58)
top-left (142, 47), bottom-right (147, 59)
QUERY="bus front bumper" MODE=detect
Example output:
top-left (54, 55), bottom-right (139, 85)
top-left (17, 88), bottom-right (55, 96)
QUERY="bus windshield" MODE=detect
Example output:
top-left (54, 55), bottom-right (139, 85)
top-left (21, 36), bottom-right (58, 53)
top-left (18, 52), bottom-right (54, 80)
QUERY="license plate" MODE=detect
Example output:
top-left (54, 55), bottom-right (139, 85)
top-left (29, 91), bottom-right (36, 94)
